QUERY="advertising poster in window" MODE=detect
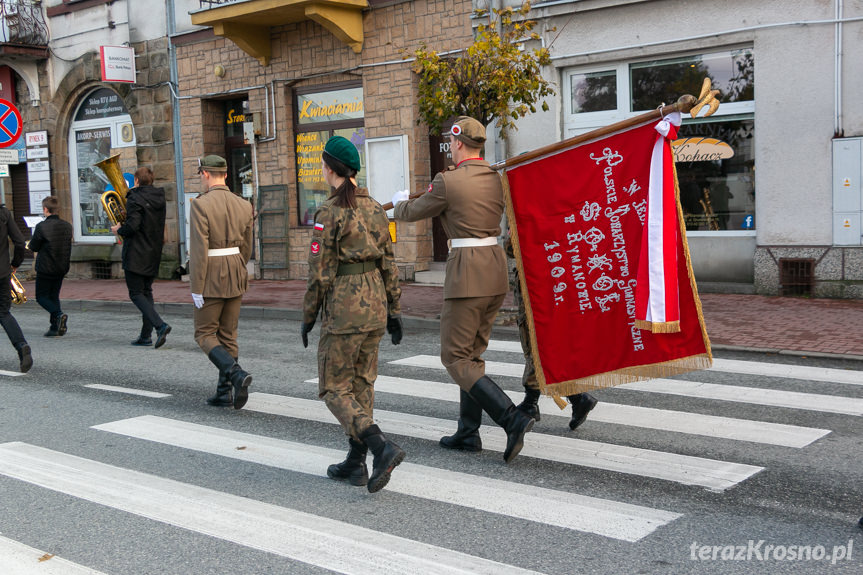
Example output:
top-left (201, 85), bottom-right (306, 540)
top-left (75, 128), bottom-right (112, 236)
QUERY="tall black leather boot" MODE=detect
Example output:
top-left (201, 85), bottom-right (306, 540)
top-left (44, 315), bottom-right (59, 338)
top-left (360, 424), bottom-right (405, 493)
top-left (516, 387), bottom-right (541, 422)
top-left (440, 390), bottom-right (483, 452)
top-left (468, 376), bottom-right (535, 463)
top-left (206, 372), bottom-right (233, 407)
top-left (567, 393), bottom-right (597, 431)
top-left (207, 345), bottom-right (252, 409)
top-left (327, 438), bottom-right (369, 486)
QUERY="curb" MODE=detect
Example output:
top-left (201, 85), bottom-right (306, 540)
top-left (49, 300), bottom-right (860, 362)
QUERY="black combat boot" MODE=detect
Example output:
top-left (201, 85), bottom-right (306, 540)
top-left (440, 390), bottom-right (483, 452)
top-left (207, 346), bottom-right (252, 409)
top-left (17, 344), bottom-right (32, 373)
top-left (327, 438), bottom-right (369, 486)
top-left (205, 372), bottom-right (233, 407)
top-left (44, 315), bottom-right (59, 338)
top-left (567, 393), bottom-right (597, 431)
top-left (516, 387), bottom-right (541, 422)
top-left (468, 376), bottom-right (535, 463)
top-left (359, 424), bottom-right (405, 493)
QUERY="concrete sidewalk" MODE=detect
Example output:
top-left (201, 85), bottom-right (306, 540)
top-left (18, 278), bottom-right (863, 360)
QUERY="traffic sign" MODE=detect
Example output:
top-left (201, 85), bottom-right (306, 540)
top-left (0, 98), bottom-right (22, 148)
top-left (0, 148), bottom-right (19, 164)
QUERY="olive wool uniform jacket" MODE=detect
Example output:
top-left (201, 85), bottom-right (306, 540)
top-left (189, 185), bottom-right (254, 298)
top-left (394, 158), bottom-right (508, 299)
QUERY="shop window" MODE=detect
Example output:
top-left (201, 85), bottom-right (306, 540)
top-left (563, 48), bottom-right (755, 232)
top-left (294, 83), bottom-right (365, 225)
top-left (67, 87), bottom-right (136, 243)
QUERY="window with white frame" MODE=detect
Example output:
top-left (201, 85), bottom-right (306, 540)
top-left (564, 48), bottom-right (755, 232)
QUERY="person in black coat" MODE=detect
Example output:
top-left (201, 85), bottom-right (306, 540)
top-left (110, 166), bottom-right (171, 348)
top-left (29, 196), bottom-right (73, 337)
top-left (0, 204), bottom-right (31, 372)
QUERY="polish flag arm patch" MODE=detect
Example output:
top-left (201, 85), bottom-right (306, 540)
top-left (314, 222), bottom-right (324, 231)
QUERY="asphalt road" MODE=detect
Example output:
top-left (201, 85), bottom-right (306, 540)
top-left (0, 305), bottom-right (860, 574)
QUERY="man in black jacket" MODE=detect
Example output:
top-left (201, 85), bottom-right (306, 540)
top-left (29, 196), bottom-right (73, 337)
top-left (0, 204), bottom-right (31, 372)
top-left (110, 166), bottom-right (171, 348)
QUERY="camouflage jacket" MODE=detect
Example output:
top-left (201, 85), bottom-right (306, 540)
top-left (303, 188), bottom-right (401, 334)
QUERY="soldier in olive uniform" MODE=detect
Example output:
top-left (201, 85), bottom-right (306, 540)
top-left (302, 135), bottom-right (405, 494)
top-left (392, 116), bottom-right (534, 463)
top-left (505, 236), bottom-right (597, 429)
top-left (190, 155), bottom-right (254, 409)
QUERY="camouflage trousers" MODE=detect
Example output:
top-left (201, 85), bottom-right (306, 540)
top-left (513, 272), bottom-right (539, 392)
top-left (318, 328), bottom-right (385, 441)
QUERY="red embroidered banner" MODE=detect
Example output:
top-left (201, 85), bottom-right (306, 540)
top-left (504, 119), bottom-right (711, 396)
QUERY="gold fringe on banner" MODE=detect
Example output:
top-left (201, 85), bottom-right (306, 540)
top-left (634, 319), bottom-right (681, 333)
top-left (542, 353), bottom-right (713, 398)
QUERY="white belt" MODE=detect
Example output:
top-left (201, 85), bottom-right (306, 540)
top-left (208, 247), bottom-right (240, 256)
top-left (450, 237), bottom-right (498, 248)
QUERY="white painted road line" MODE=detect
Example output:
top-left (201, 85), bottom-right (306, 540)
top-left (391, 354), bottom-right (522, 377)
top-left (85, 384), bottom-right (171, 398)
top-left (709, 358), bottom-right (863, 386)
top-left (486, 341), bottom-right (863, 386)
top-left (620, 379), bottom-right (863, 416)
top-left (311, 375), bottom-right (829, 448)
top-left (94, 415), bottom-right (681, 542)
top-left (0, 369), bottom-right (25, 377)
top-left (0, 534), bottom-right (109, 574)
top-left (392, 355), bottom-right (863, 416)
top-left (245, 394), bottom-right (763, 492)
top-left (0, 442), bottom-right (543, 575)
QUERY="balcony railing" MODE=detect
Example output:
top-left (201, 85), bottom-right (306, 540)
top-left (0, 0), bottom-right (48, 47)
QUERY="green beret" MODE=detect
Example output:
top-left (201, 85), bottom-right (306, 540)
top-left (199, 155), bottom-right (227, 172)
top-left (323, 136), bottom-right (361, 172)
top-left (448, 116), bottom-right (486, 148)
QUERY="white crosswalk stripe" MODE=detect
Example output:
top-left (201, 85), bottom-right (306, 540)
top-left (487, 339), bottom-right (863, 386)
top-left (391, 355), bottom-right (863, 416)
top-left (93, 415), bottom-right (681, 542)
top-left (85, 384), bottom-right (171, 398)
top-left (244, 393), bottom-right (763, 491)
top-left (0, 534), bottom-right (109, 574)
top-left (0, 442), bottom-right (543, 575)
top-left (316, 375), bottom-right (829, 448)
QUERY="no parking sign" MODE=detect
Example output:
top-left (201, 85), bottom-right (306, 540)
top-left (0, 98), bottom-right (22, 148)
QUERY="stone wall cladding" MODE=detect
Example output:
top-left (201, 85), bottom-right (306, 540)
top-left (174, 0), bottom-right (473, 280)
top-left (754, 246), bottom-right (863, 298)
top-left (11, 39), bottom-right (178, 278)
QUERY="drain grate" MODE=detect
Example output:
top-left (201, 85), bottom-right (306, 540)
top-left (779, 258), bottom-right (814, 296)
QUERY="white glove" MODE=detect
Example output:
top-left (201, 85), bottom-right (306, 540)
top-left (192, 293), bottom-right (204, 309)
top-left (391, 189), bottom-right (410, 207)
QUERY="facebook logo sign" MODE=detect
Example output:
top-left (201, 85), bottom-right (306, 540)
top-left (741, 215), bottom-right (754, 229)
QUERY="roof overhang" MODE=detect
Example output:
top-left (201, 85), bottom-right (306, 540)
top-left (190, 0), bottom-right (368, 66)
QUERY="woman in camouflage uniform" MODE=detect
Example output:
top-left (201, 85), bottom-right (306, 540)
top-left (301, 135), bottom-right (405, 494)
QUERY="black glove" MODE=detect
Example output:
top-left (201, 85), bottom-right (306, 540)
top-left (387, 315), bottom-right (403, 345)
top-left (301, 320), bottom-right (315, 348)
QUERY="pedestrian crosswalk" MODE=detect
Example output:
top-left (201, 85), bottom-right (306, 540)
top-left (0, 338), bottom-right (860, 573)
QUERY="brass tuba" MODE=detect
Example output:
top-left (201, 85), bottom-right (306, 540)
top-left (10, 272), bottom-right (26, 305)
top-left (94, 154), bottom-right (129, 225)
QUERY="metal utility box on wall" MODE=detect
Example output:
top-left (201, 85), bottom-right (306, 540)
top-left (833, 138), bottom-right (862, 245)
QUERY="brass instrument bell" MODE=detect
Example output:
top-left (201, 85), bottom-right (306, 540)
top-left (94, 154), bottom-right (129, 225)
top-left (10, 272), bottom-right (26, 305)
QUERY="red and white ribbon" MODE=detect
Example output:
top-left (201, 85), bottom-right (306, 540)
top-left (635, 112), bottom-right (682, 333)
